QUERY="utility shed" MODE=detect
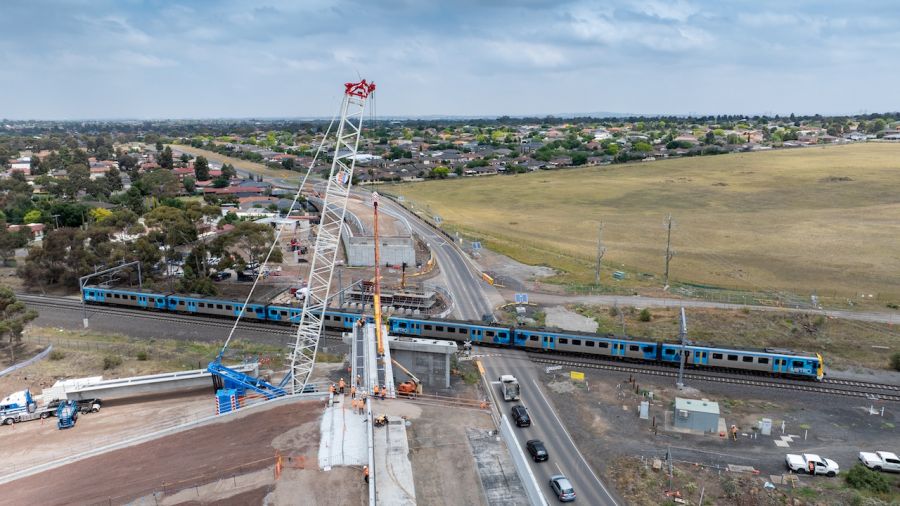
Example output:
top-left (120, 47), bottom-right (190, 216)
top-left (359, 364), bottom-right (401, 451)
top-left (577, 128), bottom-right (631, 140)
top-left (673, 397), bottom-right (720, 434)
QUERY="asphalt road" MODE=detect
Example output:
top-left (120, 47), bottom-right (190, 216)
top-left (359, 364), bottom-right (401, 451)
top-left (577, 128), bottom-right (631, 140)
top-left (480, 348), bottom-right (620, 506)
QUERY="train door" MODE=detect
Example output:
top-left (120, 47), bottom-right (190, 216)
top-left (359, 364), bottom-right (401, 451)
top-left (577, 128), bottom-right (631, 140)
top-left (290, 309), bottom-right (302, 323)
top-left (186, 300), bottom-right (198, 313)
top-left (471, 328), bottom-right (483, 343)
top-left (541, 335), bottom-right (555, 350)
top-left (512, 331), bottom-right (528, 347)
top-left (773, 358), bottom-right (788, 374)
top-left (692, 350), bottom-right (708, 365)
top-left (611, 342), bottom-right (625, 357)
top-left (137, 295), bottom-right (148, 308)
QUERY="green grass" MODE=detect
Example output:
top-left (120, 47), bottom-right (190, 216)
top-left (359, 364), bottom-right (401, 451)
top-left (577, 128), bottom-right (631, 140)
top-left (391, 143), bottom-right (900, 298)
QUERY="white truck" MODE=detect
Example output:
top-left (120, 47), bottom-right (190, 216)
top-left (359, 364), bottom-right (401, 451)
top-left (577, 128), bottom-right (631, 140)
top-left (785, 453), bottom-right (840, 477)
top-left (858, 451), bottom-right (900, 473)
top-left (499, 375), bottom-right (520, 401)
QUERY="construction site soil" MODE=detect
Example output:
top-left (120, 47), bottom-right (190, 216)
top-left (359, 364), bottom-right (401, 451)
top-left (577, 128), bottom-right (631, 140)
top-left (0, 400), bottom-right (363, 506)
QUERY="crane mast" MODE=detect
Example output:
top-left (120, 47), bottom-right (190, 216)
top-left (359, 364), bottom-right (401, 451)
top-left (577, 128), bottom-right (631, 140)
top-left (286, 79), bottom-right (376, 394)
top-left (373, 192), bottom-right (385, 356)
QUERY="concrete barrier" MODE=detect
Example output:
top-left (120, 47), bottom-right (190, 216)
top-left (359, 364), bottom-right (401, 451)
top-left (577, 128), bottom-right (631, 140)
top-left (499, 414), bottom-right (549, 506)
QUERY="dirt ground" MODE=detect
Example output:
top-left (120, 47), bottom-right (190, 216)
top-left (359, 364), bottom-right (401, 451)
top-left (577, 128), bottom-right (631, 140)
top-left (378, 400), bottom-right (493, 506)
top-left (0, 400), bottom-right (360, 506)
top-left (541, 367), bottom-right (900, 505)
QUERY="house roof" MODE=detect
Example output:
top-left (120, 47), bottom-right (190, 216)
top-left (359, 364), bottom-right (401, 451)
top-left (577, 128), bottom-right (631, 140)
top-left (675, 397), bottom-right (719, 415)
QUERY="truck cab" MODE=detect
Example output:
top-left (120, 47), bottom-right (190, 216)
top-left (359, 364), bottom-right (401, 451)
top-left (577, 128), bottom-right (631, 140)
top-left (499, 375), bottom-right (520, 401)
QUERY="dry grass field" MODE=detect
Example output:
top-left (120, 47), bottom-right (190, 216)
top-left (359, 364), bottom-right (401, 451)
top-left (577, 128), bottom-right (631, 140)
top-left (170, 144), bottom-right (297, 179)
top-left (392, 143), bottom-right (900, 299)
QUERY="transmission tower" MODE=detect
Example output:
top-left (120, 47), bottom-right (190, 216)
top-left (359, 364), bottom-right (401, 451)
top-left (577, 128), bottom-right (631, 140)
top-left (287, 79), bottom-right (376, 394)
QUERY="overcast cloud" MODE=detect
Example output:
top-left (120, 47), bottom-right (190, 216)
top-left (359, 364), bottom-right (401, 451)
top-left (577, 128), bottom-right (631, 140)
top-left (1, 0), bottom-right (898, 119)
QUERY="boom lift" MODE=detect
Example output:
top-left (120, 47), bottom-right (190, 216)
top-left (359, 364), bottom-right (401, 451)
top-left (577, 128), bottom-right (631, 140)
top-left (391, 358), bottom-right (423, 396)
top-left (207, 79), bottom-right (376, 402)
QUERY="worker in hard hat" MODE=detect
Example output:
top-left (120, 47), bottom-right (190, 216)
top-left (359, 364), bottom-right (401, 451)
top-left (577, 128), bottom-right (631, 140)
top-left (373, 384), bottom-right (380, 398)
top-left (339, 378), bottom-right (346, 394)
top-left (363, 465), bottom-right (369, 483)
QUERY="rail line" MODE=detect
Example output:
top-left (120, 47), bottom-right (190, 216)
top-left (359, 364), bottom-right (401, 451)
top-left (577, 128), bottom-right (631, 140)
top-left (528, 356), bottom-right (900, 402)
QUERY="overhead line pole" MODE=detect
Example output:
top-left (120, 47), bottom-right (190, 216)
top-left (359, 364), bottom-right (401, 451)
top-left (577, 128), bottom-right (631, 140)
top-left (595, 221), bottom-right (605, 285)
top-left (676, 307), bottom-right (687, 389)
top-left (663, 213), bottom-right (675, 290)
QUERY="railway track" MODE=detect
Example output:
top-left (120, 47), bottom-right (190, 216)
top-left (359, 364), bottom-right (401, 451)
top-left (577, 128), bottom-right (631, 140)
top-left (528, 356), bottom-right (900, 402)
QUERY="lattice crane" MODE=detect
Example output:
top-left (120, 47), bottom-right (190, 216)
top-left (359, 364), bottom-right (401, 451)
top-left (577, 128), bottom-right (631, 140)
top-left (207, 79), bottom-right (376, 399)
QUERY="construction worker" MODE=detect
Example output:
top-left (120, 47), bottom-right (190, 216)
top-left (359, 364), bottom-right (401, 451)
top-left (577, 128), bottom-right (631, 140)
top-left (356, 374), bottom-right (362, 387)
top-left (808, 460), bottom-right (815, 474)
top-left (329, 384), bottom-right (336, 396)
top-left (731, 424), bottom-right (738, 441)
top-left (350, 385), bottom-right (357, 397)
top-left (351, 398), bottom-right (358, 414)
top-left (363, 465), bottom-right (369, 484)
top-left (373, 384), bottom-right (379, 398)
top-left (339, 378), bottom-right (346, 394)
top-left (380, 384), bottom-right (386, 400)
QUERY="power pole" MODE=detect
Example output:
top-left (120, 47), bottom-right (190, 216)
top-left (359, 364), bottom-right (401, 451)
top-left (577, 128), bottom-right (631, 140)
top-left (595, 221), bottom-right (605, 285)
top-left (663, 214), bottom-right (675, 290)
top-left (676, 307), bottom-right (687, 389)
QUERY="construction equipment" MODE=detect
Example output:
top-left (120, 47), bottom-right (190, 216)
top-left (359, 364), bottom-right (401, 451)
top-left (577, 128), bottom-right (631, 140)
top-left (56, 400), bottom-right (79, 429)
top-left (206, 79), bottom-right (376, 402)
top-left (391, 358), bottom-right (423, 396)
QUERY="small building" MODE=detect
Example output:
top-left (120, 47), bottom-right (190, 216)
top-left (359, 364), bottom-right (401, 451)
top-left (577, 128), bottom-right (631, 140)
top-left (673, 397), bottom-right (720, 434)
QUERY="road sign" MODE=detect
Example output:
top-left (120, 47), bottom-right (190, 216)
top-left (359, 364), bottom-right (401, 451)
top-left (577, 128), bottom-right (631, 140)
top-left (433, 215), bottom-right (442, 224)
top-left (514, 293), bottom-right (528, 304)
top-left (570, 371), bottom-right (585, 381)
top-left (472, 241), bottom-right (482, 250)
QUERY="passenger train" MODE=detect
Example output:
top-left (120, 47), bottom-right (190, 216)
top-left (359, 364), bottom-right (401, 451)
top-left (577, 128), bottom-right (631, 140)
top-left (82, 285), bottom-right (825, 380)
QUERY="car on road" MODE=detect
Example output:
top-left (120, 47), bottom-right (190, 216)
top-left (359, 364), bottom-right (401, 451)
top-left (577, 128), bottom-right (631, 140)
top-left (511, 404), bottom-right (530, 427)
top-left (859, 451), bottom-right (900, 472)
top-left (549, 474), bottom-right (576, 502)
top-left (785, 453), bottom-right (840, 476)
top-left (526, 439), bottom-right (548, 462)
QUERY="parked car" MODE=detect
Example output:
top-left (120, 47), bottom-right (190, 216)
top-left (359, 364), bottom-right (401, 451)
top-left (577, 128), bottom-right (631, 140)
top-left (549, 474), bottom-right (576, 502)
top-left (526, 439), bottom-right (548, 462)
top-left (859, 451), bottom-right (900, 473)
top-left (785, 453), bottom-right (840, 476)
top-left (212, 271), bottom-right (232, 281)
top-left (511, 405), bottom-right (530, 427)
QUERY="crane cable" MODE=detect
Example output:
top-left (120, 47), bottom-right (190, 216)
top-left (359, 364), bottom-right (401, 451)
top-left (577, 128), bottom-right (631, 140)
top-left (216, 105), bottom-right (340, 360)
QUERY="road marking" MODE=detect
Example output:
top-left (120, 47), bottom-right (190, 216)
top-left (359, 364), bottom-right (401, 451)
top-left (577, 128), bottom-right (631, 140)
top-left (555, 462), bottom-right (564, 476)
top-left (531, 378), bottom-right (618, 505)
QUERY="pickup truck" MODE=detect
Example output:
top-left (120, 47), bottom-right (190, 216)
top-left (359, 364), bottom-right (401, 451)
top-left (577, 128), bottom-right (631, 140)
top-left (785, 453), bottom-right (840, 476)
top-left (858, 451), bottom-right (900, 473)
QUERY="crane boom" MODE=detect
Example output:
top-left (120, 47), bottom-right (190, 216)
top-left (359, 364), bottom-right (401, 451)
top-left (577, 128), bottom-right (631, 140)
top-left (373, 192), bottom-right (385, 356)
top-left (285, 79), bottom-right (376, 394)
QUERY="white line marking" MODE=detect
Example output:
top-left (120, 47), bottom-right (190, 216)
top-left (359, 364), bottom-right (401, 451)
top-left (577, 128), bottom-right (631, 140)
top-left (531, 378), bottom-right (618, 505)
top-left (555, 462), bottom-right (564, 475)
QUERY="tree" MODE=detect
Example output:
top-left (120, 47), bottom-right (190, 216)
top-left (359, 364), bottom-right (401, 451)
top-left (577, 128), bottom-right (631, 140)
top-left (221, 163), bottom-right (237, 179)
top-left (571, 153), bottom-right (588, 165)
top-left (194, 156), bottom-right (210, 181)
top-left (23, 210), bottom-right (42, 224)
top-left (0, 222), bottom-right (29, 265)
top-left (64, 163), bottom-right (91, 198)
top-left (89, 207), bottom-right (113, 223)
top-left (105, 167), bottom-right (123, 192)
top-left (139, 169), bottom-right (181, 199)
top-left (281, 157), bottom-right (295, 171)
top-left (180, 153), bottom-right (190, 164)
top-left (212, 177), bottom-right (229, 188)
top-left (633, 142), bottom-right (653, 153)
top-left (159, 146), bottom-right (174, 170)
top-left (214, 221), bottom-right (282, 271)
top-left (183, 176), bottom-right (196, 193)
top-left (430, 166), bottom-right (450, 179)
top-left (0, 286), bottom-right (38, 358)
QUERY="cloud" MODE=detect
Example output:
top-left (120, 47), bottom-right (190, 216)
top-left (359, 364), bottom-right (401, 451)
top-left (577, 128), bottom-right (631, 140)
top-left (634, 0), bottom-right (699, 22)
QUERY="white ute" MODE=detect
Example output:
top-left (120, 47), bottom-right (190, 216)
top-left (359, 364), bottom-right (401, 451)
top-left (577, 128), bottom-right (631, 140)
top-left (785, 453), bottom-right (840, 477)
top-left (858, 451), bottom-right (900, 473)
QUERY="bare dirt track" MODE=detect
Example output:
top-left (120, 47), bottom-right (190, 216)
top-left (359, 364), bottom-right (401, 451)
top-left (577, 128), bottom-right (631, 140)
top-left (0, 400), bottom-right (333, 506)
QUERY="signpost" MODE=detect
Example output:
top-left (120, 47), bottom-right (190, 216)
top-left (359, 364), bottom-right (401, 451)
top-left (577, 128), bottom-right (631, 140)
top-left (570, 371), bottom-right (585, 381)
top-left (471, 241), bottom-right (482, 250)
top-left (515, 293), bottom-right (528, 304)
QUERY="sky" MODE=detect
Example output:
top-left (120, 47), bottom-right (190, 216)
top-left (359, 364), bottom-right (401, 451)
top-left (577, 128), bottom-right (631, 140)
top-left (1, 0), bottom-right (899, 120)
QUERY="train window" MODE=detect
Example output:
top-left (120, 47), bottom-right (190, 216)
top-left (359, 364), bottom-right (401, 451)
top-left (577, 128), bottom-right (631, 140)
top-left (529, 335), bottom-right (538, 341)
top-left (585, 341), bottom-right (595, 347)
top-left (792, 360), bottom-right (804, 368)
top-left (131, 295), bottom-right (136, 300)
top-left (727, 354), bottom-right (738, 361)
top-left (447, 327), bottom-right (456, 333)
top-left (435, 326), bottom-right (444, 332)
top-left (280, 311), bottom-right (287, 316)
top-left (558, 338), bottom-right (568, 344)
top-left (398, 322), bottom-right (407, 328)
top-left (486, 331), bottom-right (494, 338)
top-left (664, 349), bottom-right (675, 355)
top-left (758, 357), bottom-right (769, 364)
top-left (572, 339), bottom-right (581, 346)
top-left (179, 300), bottom-right (185, 306)
top-left (113, 294), bottom-right (119, 298)
top-left (642, 346), bottom-right (654, 352)
top-left (598, 342), bottom-right (608, 348)
top-left (629, 345), bottom-right (639, 352)
top-left (742, 356), bottom-right (753, 363)
top-left (424, 325), bottom-right (433, 331)
top-left (216, 304), bottom-right (223, 309)
top-left (712, 353), bottom-right (723, 359)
